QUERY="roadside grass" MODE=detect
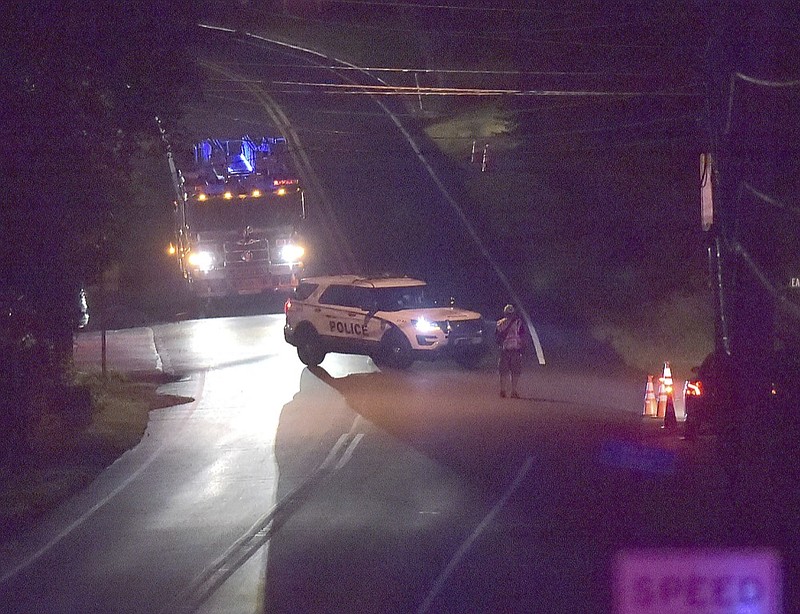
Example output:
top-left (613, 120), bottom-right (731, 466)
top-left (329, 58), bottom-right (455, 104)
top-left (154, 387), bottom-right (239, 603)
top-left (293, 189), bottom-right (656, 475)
top-left (0, 371), bottom-right (192, 537)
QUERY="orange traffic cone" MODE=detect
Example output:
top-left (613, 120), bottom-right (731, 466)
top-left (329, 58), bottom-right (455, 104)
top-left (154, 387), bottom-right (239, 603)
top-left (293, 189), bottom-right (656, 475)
top-left (656, 380), bottom-right (667, 418)
top-left (642, 375), bottom-right (658, 417)
top-left (663, 391), bottom-right (677, 430)
top-left (656, 362), bottom-right (673, 418)
top-left (662, 361), bottom-right (673, 390)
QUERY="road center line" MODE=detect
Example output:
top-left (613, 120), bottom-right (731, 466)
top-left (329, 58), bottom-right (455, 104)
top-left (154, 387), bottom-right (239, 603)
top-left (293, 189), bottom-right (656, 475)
top-left (334, 433), bottom-right (365, 471)
top-left (322, 434), bottom-right (351, 470)
top-left (416, 455), bottom-right (535, 614)
top-left (164, 415), bottom-right (365, 613)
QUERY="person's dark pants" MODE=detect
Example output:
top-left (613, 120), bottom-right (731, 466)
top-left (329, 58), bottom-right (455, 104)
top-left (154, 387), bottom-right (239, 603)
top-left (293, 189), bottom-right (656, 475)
top-left (498, 349), bottom-right (522, 397)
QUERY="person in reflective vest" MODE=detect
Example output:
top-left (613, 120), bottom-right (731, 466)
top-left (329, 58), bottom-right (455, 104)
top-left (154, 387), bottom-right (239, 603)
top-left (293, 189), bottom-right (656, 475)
top-left (496, 304), bottom-right (524, 398)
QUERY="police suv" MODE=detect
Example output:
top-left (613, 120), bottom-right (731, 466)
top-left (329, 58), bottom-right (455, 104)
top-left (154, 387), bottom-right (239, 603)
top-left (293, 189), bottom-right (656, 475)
top-left (283, 275), bottom-right (487, 369)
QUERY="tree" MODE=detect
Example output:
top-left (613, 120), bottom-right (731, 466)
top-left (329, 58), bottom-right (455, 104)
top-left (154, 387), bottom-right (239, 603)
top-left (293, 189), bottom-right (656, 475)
top-left (1, 0), bottom-right (201, 357)
top-left (0, 0), bottom-right (203, 449)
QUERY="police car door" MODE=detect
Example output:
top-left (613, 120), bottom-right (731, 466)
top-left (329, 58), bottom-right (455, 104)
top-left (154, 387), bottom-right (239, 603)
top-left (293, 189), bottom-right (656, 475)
top-left (318, 285), bottom-right (371, 343)
top-left (352, 286), bottom-right (384, 346)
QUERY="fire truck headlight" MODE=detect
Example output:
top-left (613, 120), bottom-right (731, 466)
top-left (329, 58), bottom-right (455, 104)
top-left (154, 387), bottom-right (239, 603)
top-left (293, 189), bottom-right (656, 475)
top-left (279, 244), bottom-right (304, 263)
top-left (188, 251), bottom-right (215, 272)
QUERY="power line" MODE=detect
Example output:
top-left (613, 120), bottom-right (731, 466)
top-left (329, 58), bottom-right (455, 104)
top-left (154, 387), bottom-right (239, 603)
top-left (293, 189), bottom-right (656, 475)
top-left (315, 0), bottom-right (577, 15)
top-left (309, 0), bottom-right (693, 20)
top-left (270, 80), bottom-right (701, 98)
top-left (741, 181), bottom-right (800, 217)
top-left (723, 71), bottom-right (800, 135)
top-left (209, 63), bottom-right (695, 81)
top-left (201, 84), bottom-right (650, 120)
top-left (735, 72), bottom-right (800, 88)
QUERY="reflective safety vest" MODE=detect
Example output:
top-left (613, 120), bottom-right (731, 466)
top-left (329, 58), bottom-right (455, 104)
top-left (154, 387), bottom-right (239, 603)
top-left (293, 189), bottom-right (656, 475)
top-left (497, 316), bottom-right (523, 351)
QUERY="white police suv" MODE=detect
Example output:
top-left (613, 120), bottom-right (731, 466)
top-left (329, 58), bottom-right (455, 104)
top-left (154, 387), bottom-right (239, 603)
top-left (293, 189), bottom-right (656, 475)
top-left (284, 275), bottom-right (487, 369)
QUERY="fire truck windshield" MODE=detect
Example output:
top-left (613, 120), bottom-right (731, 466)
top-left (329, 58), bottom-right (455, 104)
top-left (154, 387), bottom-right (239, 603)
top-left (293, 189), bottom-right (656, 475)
top-left (188, 197), bottom-right (302, 232)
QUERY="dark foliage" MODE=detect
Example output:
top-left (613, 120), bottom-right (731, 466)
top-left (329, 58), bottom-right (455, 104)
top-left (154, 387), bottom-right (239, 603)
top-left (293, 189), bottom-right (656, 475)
top-left (1, 0), bottom-right (199, 320)
top-left (0, 0), bottom-right (202, 432)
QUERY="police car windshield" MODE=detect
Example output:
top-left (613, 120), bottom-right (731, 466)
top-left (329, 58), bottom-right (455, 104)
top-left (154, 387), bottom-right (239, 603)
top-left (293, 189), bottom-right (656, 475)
top-left (370, 286), bottom-right (433, 311)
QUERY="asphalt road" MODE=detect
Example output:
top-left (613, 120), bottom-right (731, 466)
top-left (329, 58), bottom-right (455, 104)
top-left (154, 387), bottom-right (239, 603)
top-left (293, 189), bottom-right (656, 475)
top-left (4, 313), bottom-right (788, 613)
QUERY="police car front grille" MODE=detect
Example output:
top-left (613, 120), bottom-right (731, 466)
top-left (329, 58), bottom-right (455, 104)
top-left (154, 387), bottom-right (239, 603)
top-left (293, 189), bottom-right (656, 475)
top-left (446, 319), bottom-right (482, 336)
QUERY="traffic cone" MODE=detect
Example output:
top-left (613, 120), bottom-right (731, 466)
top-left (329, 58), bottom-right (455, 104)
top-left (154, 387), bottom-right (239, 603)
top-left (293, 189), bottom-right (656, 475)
top-left (656, 380), bottom-right (667, 418)
top-left (656, 362), bottom-right (673, 418)
top-left (642, 375), bottom-right (658, 417)
top-left (662, 361), bottom-right (673, 390)
top-left (662, 391), bottom-right (677, 430)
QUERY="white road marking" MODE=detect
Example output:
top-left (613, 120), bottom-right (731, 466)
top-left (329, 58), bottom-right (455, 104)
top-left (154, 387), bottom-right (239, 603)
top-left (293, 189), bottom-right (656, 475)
top-left (169, 414), bottom-right (366, 613)
top-left (334, 433), bottom-right (365, 471)
top-left (0, 372), bottom-right (205, 586)
top-left (416, 455), bottom-right (535, 614)
top-left (322, 434), bottom-right (351, 470)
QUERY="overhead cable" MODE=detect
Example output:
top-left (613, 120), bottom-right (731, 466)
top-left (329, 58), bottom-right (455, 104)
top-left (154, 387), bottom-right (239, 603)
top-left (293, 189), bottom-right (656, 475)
top-left (271, 80), bottom-right (701, 97)
top-left (740, 182), bottom-right (800, 217)
top-left (723, 71), bottom-right (800, 135)
top-left (210, 63), bottom-right (693, 80)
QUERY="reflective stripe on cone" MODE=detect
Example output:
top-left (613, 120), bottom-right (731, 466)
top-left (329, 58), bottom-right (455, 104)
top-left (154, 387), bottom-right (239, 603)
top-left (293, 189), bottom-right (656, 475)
top-left (643, 375), bottom-right (658, 417)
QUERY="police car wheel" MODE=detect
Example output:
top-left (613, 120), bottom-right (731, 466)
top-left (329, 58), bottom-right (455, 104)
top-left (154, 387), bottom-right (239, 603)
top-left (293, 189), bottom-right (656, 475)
top-left (379, 330), bottom-right (413, 369)
top-left (296, 332), bottom-right (326, 367)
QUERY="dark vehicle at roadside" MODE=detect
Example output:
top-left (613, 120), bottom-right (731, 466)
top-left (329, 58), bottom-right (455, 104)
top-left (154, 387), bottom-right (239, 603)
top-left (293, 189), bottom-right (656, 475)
top-left (683, 349), bottom-right (797, 440)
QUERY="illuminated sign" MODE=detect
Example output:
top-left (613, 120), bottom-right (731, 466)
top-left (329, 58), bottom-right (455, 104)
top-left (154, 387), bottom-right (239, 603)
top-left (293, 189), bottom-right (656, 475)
top-left (614, 549), bottom-right (781, 614)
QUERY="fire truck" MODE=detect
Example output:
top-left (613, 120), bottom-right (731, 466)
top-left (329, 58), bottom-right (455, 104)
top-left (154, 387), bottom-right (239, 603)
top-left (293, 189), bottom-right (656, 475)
top-left (166, 135), bottom-right (307, 299)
